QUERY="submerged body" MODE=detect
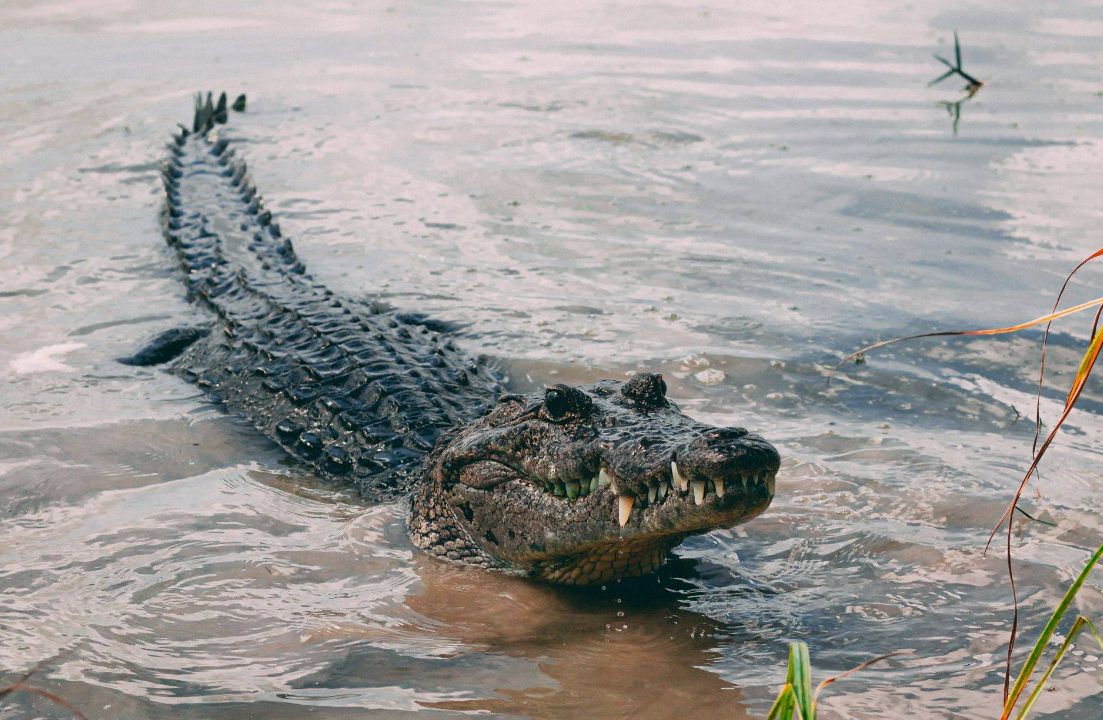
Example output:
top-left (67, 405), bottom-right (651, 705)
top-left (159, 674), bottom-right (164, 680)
top-left (140, 95), bottom-right (781, 585)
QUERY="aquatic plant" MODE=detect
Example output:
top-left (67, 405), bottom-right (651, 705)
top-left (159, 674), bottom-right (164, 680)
top-left (766, 542), bottom-right (1102, 718)
top-left (833, 246), bottom-right (1103, 710)
top-left (765, 643), bottom-right (898, 719)
top-left (1000, 540), bottom-right (1103, 719)
top-left (929, 32), bottom-right (983, 135)
top-left (930, 31), bottom-right (984, 97)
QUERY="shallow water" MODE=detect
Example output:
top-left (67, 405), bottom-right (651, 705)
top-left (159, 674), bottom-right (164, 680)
top-left (3, 0), bottom-right (1103, 717)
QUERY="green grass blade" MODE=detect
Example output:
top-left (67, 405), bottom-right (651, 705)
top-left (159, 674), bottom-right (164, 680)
top-left (928, 68), bottom-right (956, 86)
top-left (770, 642), bottom-right (813, 720)
top-left (1002, 540), bottom-right (1103, 718)
top-left (1015, 616), bottom-right (1103, 720)
top-left (766, 684), bottom-right (797, 720)
top-left (954, 31), bottom-right (962, 69)
top-left (784, 643), bottom-right (798, 684)
top-left (789, 643), bottom-right (814, 720)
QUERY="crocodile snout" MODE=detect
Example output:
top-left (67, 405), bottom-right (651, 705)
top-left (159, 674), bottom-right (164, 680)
top-left (677, 428), bottom-right (781, 485)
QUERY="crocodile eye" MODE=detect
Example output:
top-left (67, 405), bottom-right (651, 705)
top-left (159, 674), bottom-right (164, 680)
top-left (544, 388), bottom-right (569, 419)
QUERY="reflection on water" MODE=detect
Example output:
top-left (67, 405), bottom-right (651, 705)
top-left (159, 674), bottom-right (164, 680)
top-left (2, 0), bottom-right (1103, 717)
top-left (940, 97), bottom-right (970, 137)
top-left (0, 451), bottom-right (750, 718)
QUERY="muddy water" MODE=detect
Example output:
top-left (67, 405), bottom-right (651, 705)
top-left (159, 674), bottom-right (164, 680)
top-left (3, 1), bottom-right (1103, 717)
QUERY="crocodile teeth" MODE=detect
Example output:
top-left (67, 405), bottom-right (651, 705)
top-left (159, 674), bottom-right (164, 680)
top-left (589, 477), bottom-right (599, 495)
top-left (766, 473), bottom-right (776, 495)
top-left (657, 481), bottom-right (668, 501)
top-left (554, 482), bottom-right (566, 497)
top-left (618, 495), bottom-right (635, 527)
top-left (565, 481), bottom-right (580, 500)
top-left (692, 480), bottom-right (706, 505)
top-left (740, 474), bottom-right (749, 489)
top-left (598, 468), bottom-right (612, 486)
top-left (714, 478), bottom-right (725, 499)
top-left (671, 461), bottom-right (688, 492)
top-left (647, 485), bottom-right (657, 504)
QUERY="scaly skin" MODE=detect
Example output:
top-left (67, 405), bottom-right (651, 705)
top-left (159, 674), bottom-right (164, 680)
top-left (139, 94), bottom-right (781, 585)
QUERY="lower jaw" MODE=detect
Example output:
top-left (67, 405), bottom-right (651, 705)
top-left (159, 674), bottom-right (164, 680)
top-left (526, 533), bottom-right (688, 586)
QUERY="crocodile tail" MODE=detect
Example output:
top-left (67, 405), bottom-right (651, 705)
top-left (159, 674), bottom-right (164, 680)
top-left (158, 95), bottom-right (499, 498)
top-left (192, 91), bottom-right (237, 134)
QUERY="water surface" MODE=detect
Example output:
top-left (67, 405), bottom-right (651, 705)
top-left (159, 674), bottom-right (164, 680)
top-left (3, 1), bottom-right (1103, 717)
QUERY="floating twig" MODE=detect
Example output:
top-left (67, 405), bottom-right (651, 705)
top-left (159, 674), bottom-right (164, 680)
top-left (929, 31), bottom-right (983, 97)
top-left (0, 652), bottom-right (88, 720)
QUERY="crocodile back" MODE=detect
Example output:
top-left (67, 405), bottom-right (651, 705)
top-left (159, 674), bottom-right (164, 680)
top-left (159, 99), bottom-right (500, 499)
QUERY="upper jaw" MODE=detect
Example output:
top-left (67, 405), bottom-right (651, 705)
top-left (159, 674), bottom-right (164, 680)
top-left (525, 462), bottom-right (777, 532)
top-left (460, 426), bottom-right (782, 531)
top-left (455, 457), bottom-right (778, 533)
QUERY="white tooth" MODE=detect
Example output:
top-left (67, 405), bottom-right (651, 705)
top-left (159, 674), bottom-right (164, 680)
top-left (618, 495), bottom-right (635, 527)
top-left (648, 485), bottom-right (657, 504)
top-left (692, 480), bottom-right (706, 505)
top-left (671, 461), bottom-right (688, 492)
top-left (598, 468), bottom-right (611, 486)
top-left (589, 477), bottom-right (599, 494)
top-left (715, 478), bottom-right (725, 499)
top-left (657, 481), bottom-right (668, 500)
top-left (740, 474), bottom-right (748, 489)
top-left (766, 473), bottom-right (776, 495)
top-left (577, 480), bottom-right (588, 497)
top-left (565, 481), bottom-right (580, 500)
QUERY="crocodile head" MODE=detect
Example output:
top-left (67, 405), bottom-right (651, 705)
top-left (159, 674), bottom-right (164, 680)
top-left (409, 372), bottom-right (781, 585)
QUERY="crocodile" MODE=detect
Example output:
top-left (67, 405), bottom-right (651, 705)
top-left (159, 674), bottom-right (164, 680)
top-left (129, 93), bottom-right (781, 586)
